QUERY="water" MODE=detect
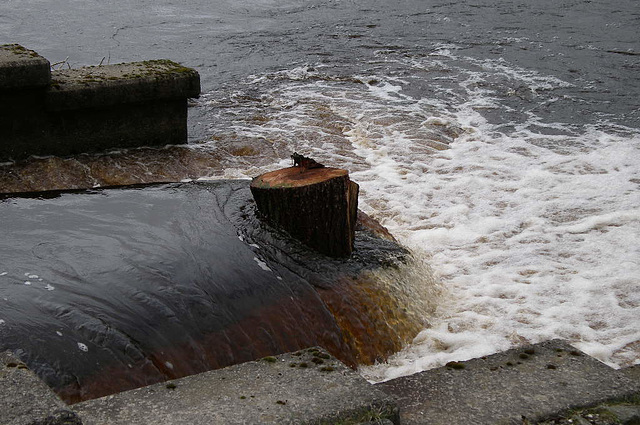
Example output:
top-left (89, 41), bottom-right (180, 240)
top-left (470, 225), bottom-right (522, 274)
top-left (0, 181), bottom-right (433, 401)
top-left (1, 0), bottom-right (639, 382)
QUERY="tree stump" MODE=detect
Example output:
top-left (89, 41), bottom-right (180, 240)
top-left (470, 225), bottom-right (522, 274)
top-left (250, 167), bottom-right (359, 258)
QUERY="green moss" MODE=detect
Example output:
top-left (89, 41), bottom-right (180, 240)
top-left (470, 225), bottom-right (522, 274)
top-left (519, 353), bottom-right (530, 360)
top-left (312, 357), bottom-right (324, 365)
top-left (141, 59), bottom-right (195, 75)
top-left (446, 361), bottom-right (466, 370)
top-left (3, 44), bottom-right (40, 58)
top-left (165, 382), bottom-right (177, 389)
top-left (544, 396), bottom-right (640, 425)
top-left (320, 366), bottom-right (335, 372)
top-left (326, 405), bottom-right (397, 425)
top-left (261, 356), bottom-right (277, 363)
top-left (276, 400), bottom-right (287, 405)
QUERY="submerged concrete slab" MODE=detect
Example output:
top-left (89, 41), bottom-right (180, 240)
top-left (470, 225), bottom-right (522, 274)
top-left (46, 60), bottom-right (200, 110)
top-left (0, 351), bottom-right (81, 425)
top-left (376, 340), bottom-right (640, 425)
top-left (74, 347), bottom-right (398, 425)
top-left (0, 44), bottom-right (51, 90)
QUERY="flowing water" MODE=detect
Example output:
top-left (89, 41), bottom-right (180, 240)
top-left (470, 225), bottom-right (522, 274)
top-left (1, 0), bottom-right (639, 383)
top-left (0, 180), bottom-right (435, 402)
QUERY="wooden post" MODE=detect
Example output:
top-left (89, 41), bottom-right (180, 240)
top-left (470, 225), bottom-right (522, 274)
top-left (250, 167), bottom-right (359, 258)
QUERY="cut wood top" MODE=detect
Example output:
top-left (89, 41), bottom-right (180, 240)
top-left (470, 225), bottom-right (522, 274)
top-left (251, 167), bottom-right (348, 189)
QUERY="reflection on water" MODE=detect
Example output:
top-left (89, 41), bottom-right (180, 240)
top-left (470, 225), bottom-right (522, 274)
top-left (0, 180), bottom-right (438, 403)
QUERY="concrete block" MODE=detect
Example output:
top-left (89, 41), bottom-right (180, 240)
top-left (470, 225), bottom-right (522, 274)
top-left (0, 351), bottom-right (81, 425)
top-left (73, 347), bottom-right (398, 425)
top-left (46, 60), bottom-right (200, 110)
top-left (0, 58), bottom-right (200, 161)
top-left (376, 339), bottom-right (640, 425)
top-left (0, 44), bottom-right (51, 90)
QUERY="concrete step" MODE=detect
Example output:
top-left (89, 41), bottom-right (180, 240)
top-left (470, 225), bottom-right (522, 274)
top-left (0, 351), bottom-right (81, 425)
top-left (72, 347), bottom-right (398, 425)
top-left (3, 340), bottom-right (638, 424)
top-left (376, 339), bottom-right (640, 425)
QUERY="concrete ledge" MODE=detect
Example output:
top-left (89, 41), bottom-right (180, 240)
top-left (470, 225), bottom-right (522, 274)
top-left (47, 60), bottom-right (200, 111)
top-left (0, 46), bottom-right (200, 161)
top-left (2, 341), bottom-right (638, 424)
top-left (376, 339), bottom-right (640, 425)
top-left (0, 44), bottom-right (51, 90)
top-left (0, 351), bottom-right (81, 425)
top-left (73, 347), bottom-right (398, 425)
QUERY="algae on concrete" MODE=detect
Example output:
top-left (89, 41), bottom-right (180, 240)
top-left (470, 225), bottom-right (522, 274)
top-left (1, 49), bottom-right (201, 161)
top-left (46, 59), bottom-right (200, 111)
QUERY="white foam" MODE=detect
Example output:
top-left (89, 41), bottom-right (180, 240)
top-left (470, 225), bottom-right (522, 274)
top-left (199, 51), bottom-right (640, 377)
top-left (358, 113), bottom-right (640, 380)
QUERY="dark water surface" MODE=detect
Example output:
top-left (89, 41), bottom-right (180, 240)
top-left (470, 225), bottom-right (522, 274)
top-left (0, 180), bottom-right (428, 402)
top-left (0, 0), bottom-right (638, 192)
top-left (2, 0), bottom-right (638, 131)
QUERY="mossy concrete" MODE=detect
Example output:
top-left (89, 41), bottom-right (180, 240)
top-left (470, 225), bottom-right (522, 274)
top-left (0, 44), bottom-right (51, 90)
top-left (46, 60), bottom-right (200, 111)
top-left (0, 45), bottom-right (200, 161)
top-left (72, 347), bottom-right (399, 425)
top-left (376, 339), bottom-right (640, 425)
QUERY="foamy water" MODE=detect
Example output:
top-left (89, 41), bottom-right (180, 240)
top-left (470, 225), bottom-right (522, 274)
top-left (199, 45), bottom-right (640, 380)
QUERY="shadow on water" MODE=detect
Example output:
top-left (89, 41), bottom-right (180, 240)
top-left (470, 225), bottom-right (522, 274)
top-left (0, 180), bottom-right (435, 403)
